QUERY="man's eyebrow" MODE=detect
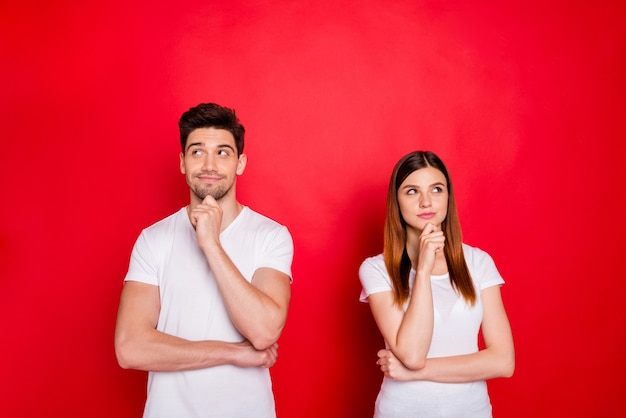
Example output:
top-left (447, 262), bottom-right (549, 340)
top-left (185, 142), bottom-right (205, 151)
top-left (185, 142), bottom-right (236, 152)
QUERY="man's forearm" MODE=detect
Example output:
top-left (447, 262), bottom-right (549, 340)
top-left (201, 243), bottom-right (290, 350)
top-left (115, 328), bottom-right (276, 372)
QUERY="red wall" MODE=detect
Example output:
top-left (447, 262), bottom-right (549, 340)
top-left (1, 1), bottom-right (625, 416)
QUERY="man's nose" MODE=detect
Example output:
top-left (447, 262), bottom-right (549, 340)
top-left (201, 154), bottom-right (216, 171)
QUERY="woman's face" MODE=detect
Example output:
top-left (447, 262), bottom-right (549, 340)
top-left (397, 166), bottom-right (449, 232)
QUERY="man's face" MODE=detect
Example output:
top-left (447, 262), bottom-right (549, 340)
top-left (179, 127), bottom-right (246, 204)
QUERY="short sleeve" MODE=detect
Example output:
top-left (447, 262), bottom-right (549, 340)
top-left (124, 231), bottom-right (159, 285)
top-left (358, 254), bottom-right (393, 303)
top-left (463, 244), bottom-right (504, 290)
top-left (258, 225), bottom-right (294, 280)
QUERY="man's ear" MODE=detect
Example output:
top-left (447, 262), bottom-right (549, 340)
top-left (236, 153), bottom-right (247, 175)
top-left (179, 152), bottom-right (186, 174)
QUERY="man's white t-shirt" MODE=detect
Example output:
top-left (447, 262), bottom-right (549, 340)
top-left (359, 244), bottom-right (504, 418)
top-left (125, 206), bottom-right (293, 418)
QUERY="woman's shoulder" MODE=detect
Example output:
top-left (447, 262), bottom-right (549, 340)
top-left (462, 243), bottom-right (503, 287)
top-left (359, 253), bottom-right (392, 300)
top-left (461, 242), bottom-right (493, 261)
top-left (359, 253), bottom-right (388, 278)
top-left (360, 253), bottom-right (385, 269)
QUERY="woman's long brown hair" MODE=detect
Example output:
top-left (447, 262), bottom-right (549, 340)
top-left (383, 151), bottom-right (476, 306)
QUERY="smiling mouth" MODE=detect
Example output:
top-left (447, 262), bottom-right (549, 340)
top-left (196, 172), bottom-right (224, 182)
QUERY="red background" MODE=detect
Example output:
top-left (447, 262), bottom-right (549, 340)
top-left (1, 1), bottom-right (625, 416)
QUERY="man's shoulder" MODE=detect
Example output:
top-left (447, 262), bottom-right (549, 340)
top-left (141, 207), bottom-right (188, 236)
top-left (240, 206), bottom-right (287, 230)
top-left (233, 207), bottom-right (292, 247)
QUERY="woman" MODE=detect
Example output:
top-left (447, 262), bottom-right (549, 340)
top-left (359, 151), bottom-right (514, 417)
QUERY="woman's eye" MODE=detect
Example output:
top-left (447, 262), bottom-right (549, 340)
top-left (407, 189), bottom-right (416, 195)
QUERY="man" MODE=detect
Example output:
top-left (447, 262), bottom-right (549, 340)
top-left (115, 103), bottom-right (294, 417)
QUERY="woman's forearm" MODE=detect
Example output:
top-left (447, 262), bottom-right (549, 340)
top-left (378, 346), bottom-right (514, 383)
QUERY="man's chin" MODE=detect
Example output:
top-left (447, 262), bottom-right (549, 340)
top-left (193, 188), bottom-right (227, 202)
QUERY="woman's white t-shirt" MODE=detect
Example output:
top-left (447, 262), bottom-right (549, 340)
top-left (359, 244), bottom-right (504, 418)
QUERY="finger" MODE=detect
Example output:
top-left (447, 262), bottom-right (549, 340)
top-left (422, 222), bottom-right (435, 235)
top-left (424, 234), bottom-right (445, 249)
top-left (202, 194), bottom-right (218, 206)
top-left (423, 231), bottom-right (444, 241)
top-left (194, 204), bottom-right (218, 213)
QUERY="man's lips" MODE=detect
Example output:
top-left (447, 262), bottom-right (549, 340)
top-left (197, 174), bottom-right (223, 183)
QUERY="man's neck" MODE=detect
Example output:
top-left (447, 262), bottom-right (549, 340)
top-left (218, 199), bottom-right (244, 231)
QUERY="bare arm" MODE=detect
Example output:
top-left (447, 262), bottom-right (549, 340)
top-left (377, 285), bottom-right (515, 382)
top-left (114, 281), bottom-right (278, 372)
top-left (201, 245), bottom-right (291, 350)
top-left (190, 196), bottom-right (292, 350)
top-left (368, 223), bottom-right (444, 369)
top-left (368, 279), bottom-right (433, 370)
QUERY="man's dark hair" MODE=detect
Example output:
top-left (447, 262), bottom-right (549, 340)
top-left (178, 103), bottom-right (245, 155)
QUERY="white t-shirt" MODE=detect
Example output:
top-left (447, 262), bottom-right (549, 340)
top-left (125, 206), bottom-right (293, 418)
top-left (359, 244), bottom-right (504, 418)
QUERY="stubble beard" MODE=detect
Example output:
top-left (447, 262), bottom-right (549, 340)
top-left (193, 185), bottom-right (228, 201)
top-left (189, 176), bottom-right (232, 202)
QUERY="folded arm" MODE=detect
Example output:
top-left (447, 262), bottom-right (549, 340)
top-left (377, 285), bottom-right (515, 382)
top-left (191, 198), bottom-right (292, 350)
top-left (114, 281), bottom-right (278, 372)
top-left (202, 239), bottom-right (291, 350)
top-left (367, 272), bottom-right (434, 370)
